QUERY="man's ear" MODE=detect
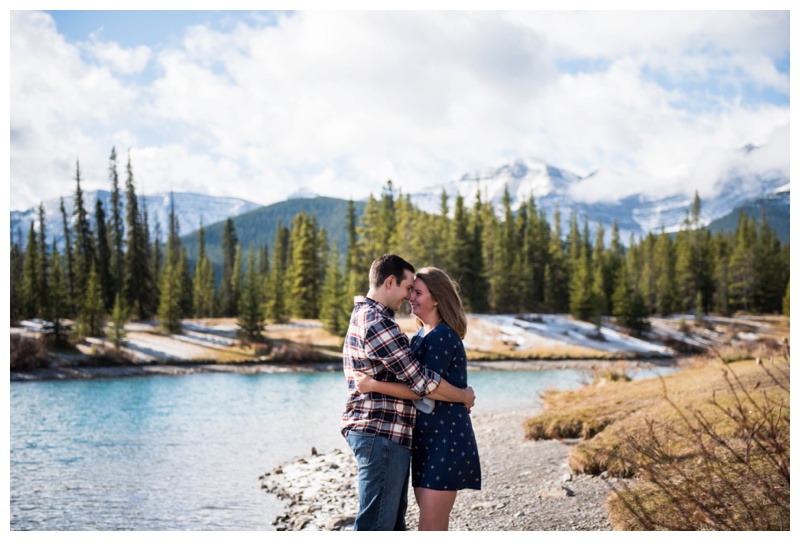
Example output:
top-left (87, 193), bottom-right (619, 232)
top-left (384, 275), bottom-right (395, 288)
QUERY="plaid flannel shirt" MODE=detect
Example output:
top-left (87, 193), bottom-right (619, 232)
top-left (340, 296), bottom-right (441, 449)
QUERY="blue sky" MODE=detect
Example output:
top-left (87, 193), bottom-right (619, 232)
top-left (7, 6), bottom-right (792, 212)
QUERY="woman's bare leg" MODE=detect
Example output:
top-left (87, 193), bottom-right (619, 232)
top-left (414, 487), bottom-right (457, 531)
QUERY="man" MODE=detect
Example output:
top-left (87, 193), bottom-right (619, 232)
top-left (340, 254), bottom-right (476, 531)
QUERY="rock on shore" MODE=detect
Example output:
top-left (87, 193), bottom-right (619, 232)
top-left (261, 409), bottom-right (618, 531)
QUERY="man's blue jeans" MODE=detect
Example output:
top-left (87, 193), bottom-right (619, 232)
top-left (346, 432), bottom-right (411, 531)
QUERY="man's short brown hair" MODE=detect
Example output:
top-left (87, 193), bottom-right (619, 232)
top-left (369, 254), bottom-right (415, 289)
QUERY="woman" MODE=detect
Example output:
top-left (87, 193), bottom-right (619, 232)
top-left (354, 267), bottom-right (481, 530)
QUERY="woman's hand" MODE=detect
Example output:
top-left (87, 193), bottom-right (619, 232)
top-left (353, 371), bottom-right (377, 394)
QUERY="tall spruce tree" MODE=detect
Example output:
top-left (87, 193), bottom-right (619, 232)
top-left (449, 195), bottom-right (473, 308)
top-left (192, 223), bottom-right (216, 318)
top-left (345, 199), bottom-right (367, 302)
top-left (156, 226), bottom-right (182, 334)
top-left (72, 161), bottom-right (95, 312)
top-left (467, 191), bottom-right (489, 313)
top-left (123, 154), bottom-right (152, 320)
top-left (237, 246), bottom-right (265, 343)
top-left (59, 196), bottom-right (75, 313)
top-left (491, 186), bottom-right (517, 312)
top-left (288, 212), bottom-right (318, 319)
top-left (37, 203), bottom-right (49, 319)
top-left (108, 293), bottom-right (128, 352)
top-left (654, 228), bottom-right (676, 315)
top-left (220, 218), bottom-right (239, 316)
top-left (94, 199), bottom-right (114, 311)
top-left (48, 241), bottom-right (70, 345)
top-left (10, 229), bottom-right (24, 324)
top-left (108, 147), bottom-right (124, 300)
top-left (728, 212), bottom-right (756, 312)
top-left (266, 223), bottom-right (290, 323)
top-left (21, 222), bottom-right (40, 319)
top-left (544, 205), bottom-right (569, 312)
top-left (320, 245), bottom-right (348, 336)
top-left (78, 261), bottom-right (105, 337)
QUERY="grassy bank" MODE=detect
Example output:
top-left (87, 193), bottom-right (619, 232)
top-left (522, 346), bottom-right (790, 530)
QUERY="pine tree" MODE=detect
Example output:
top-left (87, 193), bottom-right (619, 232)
top-left (612, 263), bottom-right (650, 335)
top-left (545, 205), bottom-right (569, 312)
top-left (94, 199), bottom-right (114, 311)
top-left (754, 210), bottom-right (786, 313)
top-left (78, 261), bottom-right (105, 337)
top-left (492, 186), bottom-right (517, 312)
top-left (59, 196), bottom-right (75, 313)
top-left (156, 234), bottom-right (182, 334)
top-left (48, 241), bottom-right (70, 345)
top-left (108, 293), bottom-right (128, 352)
top-left (123, 154), bottom-right (152, 320)
top-left (37, 203), bottom-right (49, 319)
top-left (237, 246), bottom-right (265, 343)
top-left (711, 232), bottom-right (732, 316)
top-left (378, 180), bottom-right (397, 255)
top-left (10, 229), bottom-right (24, 324)
top-left (345, 199), bottom-right (367, 303)
top-left (591, 221), bottom-right (608, 317)
top-left (220, 218), bottom-right (239, 316)
top-left (729, 212), bottom-right (756, 312)
top-left (288, 212), bottom-right (317, 319)
top-left (231, 244), bottom-right (243, 318)
top-left (21, 222), bottom-right (40, 319)
top-left (72, 160), bottom-right (95, 311)
top-left (357, 194), bottom-right (380, 265)
top-left (108, 146), bottom-right (124, 301)
top-left (654, 228), bottom-right (676, 315)
top-left (320, 245), bottom-right (348, 336)
top-left (192, 223), bottom-right (216, 318)
top-left (467, 191), bottom-right (489, 313)
top-left (569, 248), bottom-right (594, 321)
top-left (449, 195), bottom-right (473, 308)
top-left (266, 223), bottom-right (290, 323)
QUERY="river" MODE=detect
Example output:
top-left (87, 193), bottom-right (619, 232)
top-left (10, 365), bottom-right (673, 530)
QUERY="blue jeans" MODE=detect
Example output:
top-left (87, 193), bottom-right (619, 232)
top-left (346, 432), bottom-right (411, 531)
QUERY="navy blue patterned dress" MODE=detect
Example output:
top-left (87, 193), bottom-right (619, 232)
top-left (410, 323), bottom-right (481, 491)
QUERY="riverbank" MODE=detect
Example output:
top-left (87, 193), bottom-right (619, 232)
top-left (262, 408), bottom-right (619, 531)
top-left (10, 357), bottom-right (678, 382)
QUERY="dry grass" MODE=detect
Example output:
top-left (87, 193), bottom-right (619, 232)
top-left (522, 342), bottom-right (790, 530)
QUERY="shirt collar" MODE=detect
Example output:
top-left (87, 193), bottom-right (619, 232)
top-left (362, 296), bottom-right (395, 318)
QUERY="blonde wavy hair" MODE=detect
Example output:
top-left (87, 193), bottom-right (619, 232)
top-left (414, 267), bottom-right (468, 339)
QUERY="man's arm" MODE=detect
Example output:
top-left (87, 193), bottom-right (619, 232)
top-left (353, 371), bottom-right (475, 409)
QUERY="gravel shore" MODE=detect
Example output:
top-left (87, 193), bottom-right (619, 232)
top-left (262, 408), bottom-right (619, 531)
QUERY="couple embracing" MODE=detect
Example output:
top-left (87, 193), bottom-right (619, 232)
top-left (340, 254), bottom-right (481, 531)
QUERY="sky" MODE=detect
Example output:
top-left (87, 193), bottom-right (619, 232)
top-left (6, 3), bottom-right (793, 213)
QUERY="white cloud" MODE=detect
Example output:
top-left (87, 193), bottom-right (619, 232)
top-left (9, 9), bottom-right (790, 213)
top-left (84, 36), bottom-right (152, 75)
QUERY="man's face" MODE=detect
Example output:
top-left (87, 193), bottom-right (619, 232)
top-left (388, 270), bottom-right (415, 312)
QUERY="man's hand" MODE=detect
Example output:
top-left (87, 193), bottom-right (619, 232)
top-left (353, 371), bottom-right (377, 394)
top-left (463, 386), bottom-right (475, 412)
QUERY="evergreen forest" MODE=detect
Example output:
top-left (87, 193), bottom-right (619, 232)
top-left (10, 148), bottom-right (791, 343)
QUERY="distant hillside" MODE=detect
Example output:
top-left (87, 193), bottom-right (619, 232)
top-left (707, 190), bottom-right (790, 243)
top-left (181, 196), bottom-right (366, 277)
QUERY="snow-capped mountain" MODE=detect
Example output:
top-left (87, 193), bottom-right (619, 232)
top-left (10, 190), bottom-right (262, 247)
top-left (408, 156), bottom-right (788, 243)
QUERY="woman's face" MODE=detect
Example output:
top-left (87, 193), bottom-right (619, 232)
top-left (410, 278), bottom-right (437, 324)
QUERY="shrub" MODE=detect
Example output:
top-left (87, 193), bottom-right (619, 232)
top-left (607, 350), bottom-right (790, 530)
top-left (10, 334), bottom-right (49, 371)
